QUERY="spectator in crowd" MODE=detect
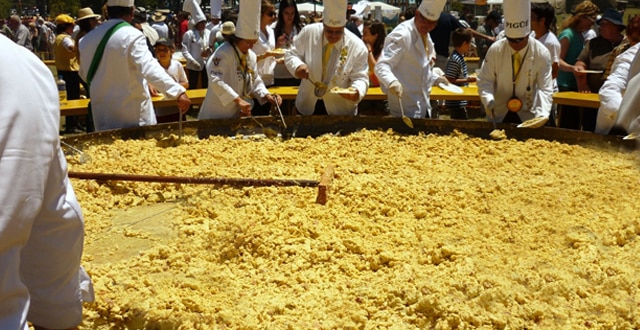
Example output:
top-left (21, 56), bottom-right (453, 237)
top-left (252, 0), bottom-right (280, 116)
top-left (556, 0), bottom-right (599, 129)
top-left (477, 0), bottom-right (553, 126)
top-left (7, 15), bottom-right (33, 51)
top-left (531, 1), bottom-right (561, 126)
top-left (182, 0), bottom-right (212, 89)
top-left (429, 11), bottom-right (465, 69)
top-left (375, 0), bottom-right (449, 119)
top-left (176, 11), bottom-right (190, 49)
top-left (445, 28), bottom-right (476, 120)
top-left (476, 10), bottom-right (501, 61)
top-left (571, 8), bottom-right (625, 132)
top-left (198, 0), bottom-right (281, 119)
top-left (151, 11), bottom-right (170, 40)
top-left (362, 19), bottom-right (386, 87)
top-left (78, 0), bottom-right (191, 131)
top-left (54, 14), bottom-right (84, 134)
top-left (596, 15), bottom-right (640, 135)
top-left (274, 0), bottom-right (304, 86)
top-left (0, 33), bottom-right (94, 330)
top-left (285, 0), bottom-right (369, 115)
top-left (150, 38), bottom-right (189, 123)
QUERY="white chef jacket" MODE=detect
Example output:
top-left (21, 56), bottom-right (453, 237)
top-left (477, 36), bottom-right (554, 123)
top-left (198, 42), bottom-right (270, 119)
top-left (182, 28), bottom-right (211, 71)
top-left (0, 34), bottom-right (92, 330)
top-left (613, 58), bottom-right (640, 134)
top-left (79, 19), bottom-right (186, 131)
top-left (375, 18), bottom-right (440, 119)
top-left (596, 43), bottom-right (640, 134)
top-left (254, 25), bottom-right (276, 86)
top-left (285, 23), bottom-right (369, 115)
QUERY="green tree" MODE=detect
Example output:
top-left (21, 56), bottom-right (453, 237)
top-left (0, 0), bottom-right (12, 18)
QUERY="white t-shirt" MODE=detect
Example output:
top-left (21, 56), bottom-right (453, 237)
top-left (153, 59), bottom-right (189, 116)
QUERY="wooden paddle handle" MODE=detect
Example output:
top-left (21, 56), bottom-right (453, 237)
top-left (68, 171), bottom-right (319, 188)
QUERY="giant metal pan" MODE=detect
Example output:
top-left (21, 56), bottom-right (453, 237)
top-left (61, 116), bottom-right (634, 150)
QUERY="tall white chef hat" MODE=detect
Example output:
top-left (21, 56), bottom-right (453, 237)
top-left (107, 0), bottom-right (134, 7)
top-left (323, 0), bottom-right (348, 27)
top-left (210, 0), bottom-right (222, 19)
top-left (183, 0), bottom-right (206, 25)
top-left (504, 0), bottom-right (531, 38)
top-left (235, 0), bottom-right (260, 40)
top-left (417, 0), bottom-right (446, 21)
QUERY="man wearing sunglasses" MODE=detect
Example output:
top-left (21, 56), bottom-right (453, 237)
top-left (477, 0), bottom-right (553, 127)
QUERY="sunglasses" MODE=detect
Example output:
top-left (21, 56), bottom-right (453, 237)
top-left (267, 11), bottom-right (277, 17)
top-left (506, 36), bottom-right (526, 43)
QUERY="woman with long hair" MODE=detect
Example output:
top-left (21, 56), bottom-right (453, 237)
top-left (273, 0), bottom-right (303, 86)
top-left (556, 0), bottom-right (599, 129)
top-left (362, 19), bottom-right (386, 87)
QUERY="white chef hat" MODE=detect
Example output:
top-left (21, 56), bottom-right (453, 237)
top-left (417, 0), bottom-right (446, 21)
top-left (235, 0), bottom-right (260, 40)
top-left (107, 0), bottom-right (134, 7)
top-left (210, 0), bottom-right (222, 19)
top-left (183, 0), bottom-right (206, 26)
top-left (323, 0), bottom-right (348, 27)
top-left (504, 0), bottom-right (531, 38)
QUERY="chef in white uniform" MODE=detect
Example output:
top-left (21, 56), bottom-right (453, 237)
top-left (79, 0), bottom-right (191, 131)
top-left (198, 0), bottom-right (281, 119)
top-left (182, 0), bottom-right (211, 89)
top-left (611, 54), bottom-right (640, 136)
top-left (477, 0), bottom-right (553, 125)
top-left (284, 0), bottom-right (369, 116)
top-left (596, 43), bottom-right (640, 135)
top-left (0, 34), bottom-right (94, 330)
top-left (375, 0), bottom-right (448, 119)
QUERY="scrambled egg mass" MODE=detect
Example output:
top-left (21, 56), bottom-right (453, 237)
top-left (69, 130), bottom-right (640, 329)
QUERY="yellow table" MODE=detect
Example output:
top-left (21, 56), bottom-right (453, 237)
top-left (62, 87), bottom-right (602, 118)
top-left (552, 91), bottom-right (600, 109)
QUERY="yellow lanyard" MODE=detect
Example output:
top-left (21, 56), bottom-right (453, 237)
top-left (322, 43), bottom-right (333, 78)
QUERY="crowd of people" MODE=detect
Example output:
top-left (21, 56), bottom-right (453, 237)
top-left (3, 0), bottom-right (638, 136)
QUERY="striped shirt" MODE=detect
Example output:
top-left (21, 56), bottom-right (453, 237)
top-left (444, 50), bottom-right (468, 108)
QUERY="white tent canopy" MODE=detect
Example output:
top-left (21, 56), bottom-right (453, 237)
top-left (352, 1), bottom-right (401, 23)
top-left (296, 2), bottom-right (323, 15)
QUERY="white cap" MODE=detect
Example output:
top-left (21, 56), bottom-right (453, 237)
top-left (418, 0), bottom-right (446, 21)
top-left (210, 0), bottom-right (222, 19)
top-left (504, 0), bottom-right (530, 38)
top-left (107, 0), bottom-right (134, 7)
top-left (323, 0), bottom-right (348, 27)
top-left (235, 0), bottom-right (260, 40)
top-left (183, 0), bottom-right (206, 26)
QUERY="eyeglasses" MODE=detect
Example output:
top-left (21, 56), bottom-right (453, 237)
top-left (506, 36), bottom-right (526, 43)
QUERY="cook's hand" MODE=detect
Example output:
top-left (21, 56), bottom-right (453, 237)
top-left (389, 80), bottom-right (403, 97)
top-left (149, 85), bottom-right (161, 96)
top-left (435, 75), bottom-right (449, 86)
top-left (235, 97), bottom-right (252, 117)
top-left (485, 99), bottom-right (495, 117)
top-left (177, 92), bottom-right (191, 115)
top-left (191, 61), bottom-right (203, 71)
top-left (295, 64), bottom-right (310, 80)
top-left (339, 89), bottom-right (359, 102)
top-left (576, 80), bottom-right (591, 93)
top-left (573, 65), bottom-right (587, 77)
top-left (265, 94), bottom-right (282, 106)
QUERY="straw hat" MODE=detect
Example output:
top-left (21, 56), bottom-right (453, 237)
top-left (151, 11), bottom-right (167, 22)
top-left (76, 7), bottom-right (101, 22)
top-left (220, 21), bottom-right (235, 35)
